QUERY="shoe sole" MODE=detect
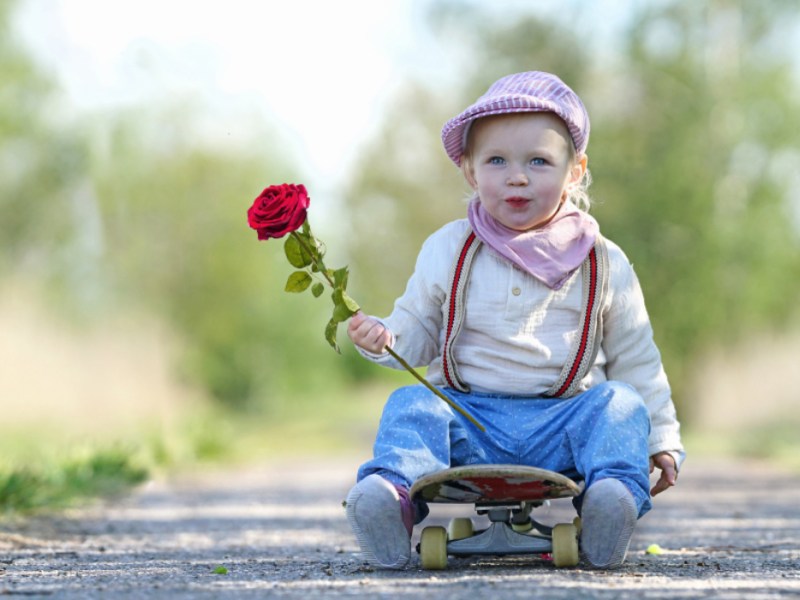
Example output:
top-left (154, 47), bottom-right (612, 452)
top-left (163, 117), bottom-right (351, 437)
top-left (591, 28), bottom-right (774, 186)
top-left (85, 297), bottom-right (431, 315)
top-left (581, 479), bottom-right (638, 569)
top-left (345, 475), bottom-right (411, 569)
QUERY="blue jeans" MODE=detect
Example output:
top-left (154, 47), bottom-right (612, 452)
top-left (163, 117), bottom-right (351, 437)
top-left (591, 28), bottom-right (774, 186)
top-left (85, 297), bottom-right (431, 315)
top-left (357, 381), bottom-right (653, 517)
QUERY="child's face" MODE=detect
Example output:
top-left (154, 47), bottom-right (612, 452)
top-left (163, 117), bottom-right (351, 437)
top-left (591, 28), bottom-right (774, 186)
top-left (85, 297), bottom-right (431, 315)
top-left (465, 112), bottom-right (586, 231)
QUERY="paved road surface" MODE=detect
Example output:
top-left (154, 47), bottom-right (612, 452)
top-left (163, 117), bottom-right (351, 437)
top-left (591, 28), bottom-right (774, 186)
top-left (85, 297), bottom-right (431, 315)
top-left (1, 456), bottom-right (798, 598)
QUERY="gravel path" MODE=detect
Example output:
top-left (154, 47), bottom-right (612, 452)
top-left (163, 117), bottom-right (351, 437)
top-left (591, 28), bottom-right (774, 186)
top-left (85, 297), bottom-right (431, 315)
top-left (1, 455), bottom-right (799, 599)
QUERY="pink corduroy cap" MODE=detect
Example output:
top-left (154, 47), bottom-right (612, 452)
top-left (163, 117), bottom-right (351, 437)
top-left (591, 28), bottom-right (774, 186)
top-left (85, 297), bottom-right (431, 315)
top-left (441, 71), bottom-right (590, 166)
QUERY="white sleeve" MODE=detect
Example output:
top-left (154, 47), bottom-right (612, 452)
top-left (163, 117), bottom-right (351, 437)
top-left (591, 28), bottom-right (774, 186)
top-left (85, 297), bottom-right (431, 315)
top-left (601, 246), bottom-right (685, 458)
top-left (355, 222), bottom-right (462, 370)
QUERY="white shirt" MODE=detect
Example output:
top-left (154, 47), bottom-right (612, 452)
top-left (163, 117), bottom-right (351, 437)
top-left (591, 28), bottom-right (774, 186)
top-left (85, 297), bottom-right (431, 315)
top-left (361, 218), bottom-right (684, 460)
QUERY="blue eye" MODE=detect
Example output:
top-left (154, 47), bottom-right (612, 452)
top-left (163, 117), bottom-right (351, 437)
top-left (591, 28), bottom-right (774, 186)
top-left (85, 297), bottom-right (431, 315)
top-left (531, 157), bottom-right (547, 166)
top-left (489, 156), bottom-right (505, 165)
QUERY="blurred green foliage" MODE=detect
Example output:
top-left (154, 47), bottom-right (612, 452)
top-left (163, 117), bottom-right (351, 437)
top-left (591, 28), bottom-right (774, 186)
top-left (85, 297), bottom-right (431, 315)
top-left (84, 110), bottom-right (335, 409)
top-left (1, 0), bottom-right (364, 413)
top-left (2, 0), bottom-right (800, 427)
top-left (0, 0), bottom-right (85, 272)
top-left (592, 2), bottom-right (800, 404)
top-left (344, 1), bottom-right (800, 418)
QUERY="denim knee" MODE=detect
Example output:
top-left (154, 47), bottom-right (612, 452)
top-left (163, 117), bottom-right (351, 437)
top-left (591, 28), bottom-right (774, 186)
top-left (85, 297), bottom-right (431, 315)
top-left (588, 381), bottom-right (650, 429)
top-left (361, 385), bottom-right (459, 488)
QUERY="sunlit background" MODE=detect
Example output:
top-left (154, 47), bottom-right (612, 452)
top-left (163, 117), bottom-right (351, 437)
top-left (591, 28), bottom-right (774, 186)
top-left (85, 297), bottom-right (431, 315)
top-left (2, 0), bottom-right (799, 510)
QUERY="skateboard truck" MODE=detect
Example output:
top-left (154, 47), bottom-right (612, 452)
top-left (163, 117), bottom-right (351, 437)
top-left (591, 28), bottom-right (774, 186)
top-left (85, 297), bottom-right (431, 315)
top-left (445, 502), bottom-right (554, 556)
top-left (410, 465), bottom-right (583, 570)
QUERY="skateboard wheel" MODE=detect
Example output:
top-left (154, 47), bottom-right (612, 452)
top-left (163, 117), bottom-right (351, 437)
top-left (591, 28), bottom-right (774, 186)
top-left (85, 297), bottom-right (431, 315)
top-left (552, 523), bottom-right (580, 567)
top-left (573, 516), bottom-right (582, 535)
top-left (420, 526), bottom-right (448, 570)
top-left (447, 518), bottom-right (474, 541)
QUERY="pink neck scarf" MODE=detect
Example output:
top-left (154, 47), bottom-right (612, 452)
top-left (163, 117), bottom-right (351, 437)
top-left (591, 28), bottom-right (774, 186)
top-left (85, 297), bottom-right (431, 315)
top-left (467, 197), bottom-right (598, 290)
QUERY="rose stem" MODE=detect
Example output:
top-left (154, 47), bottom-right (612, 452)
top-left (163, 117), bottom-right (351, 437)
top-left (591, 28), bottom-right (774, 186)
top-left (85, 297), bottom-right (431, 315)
top-left (291, 229), bottom-right (485, 432)
top-left (290, 231), bottom-right (336, 288)
top-left (384, 346), bottom-right (486, 432)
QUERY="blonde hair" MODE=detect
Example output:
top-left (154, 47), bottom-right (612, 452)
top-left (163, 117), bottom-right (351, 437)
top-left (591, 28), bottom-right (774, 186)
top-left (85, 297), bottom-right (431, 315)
top-left (566, 159), bottom-right (593, 213)
top-left (460, 114), bottom-right (593, 212)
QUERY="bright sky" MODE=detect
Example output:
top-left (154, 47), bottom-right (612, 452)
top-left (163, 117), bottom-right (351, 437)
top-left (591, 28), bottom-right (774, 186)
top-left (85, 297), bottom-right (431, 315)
top-left (13, 0), bottom-right (469, 195)
top-left (12, 1), bottom-right (660, 196)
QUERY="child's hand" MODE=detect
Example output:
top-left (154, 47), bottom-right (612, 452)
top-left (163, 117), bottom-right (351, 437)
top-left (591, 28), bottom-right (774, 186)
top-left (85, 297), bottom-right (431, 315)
top-left (649, 451), bottom-right (678, 496)
top-left (347, 311), bottom-right (393, 354)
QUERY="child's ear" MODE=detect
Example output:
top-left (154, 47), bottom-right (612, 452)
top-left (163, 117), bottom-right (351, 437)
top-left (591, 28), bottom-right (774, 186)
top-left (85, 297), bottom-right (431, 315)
top-left (570, 154), bottom-right (588, 184)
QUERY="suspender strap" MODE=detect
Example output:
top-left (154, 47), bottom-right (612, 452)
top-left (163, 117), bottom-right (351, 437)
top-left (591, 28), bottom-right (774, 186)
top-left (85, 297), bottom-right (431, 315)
top-left (441, 228), bottom-right (609, 398)
top-left (544, 235), bottom-right (608, 398)
top-left (441, 229), bottom-right (482, 392)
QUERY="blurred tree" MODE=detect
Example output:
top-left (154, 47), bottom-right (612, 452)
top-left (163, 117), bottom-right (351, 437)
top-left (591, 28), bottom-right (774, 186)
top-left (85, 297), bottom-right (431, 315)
top-left (86, 105), bottom-right (354, 411)
top-left (589, 0), bottom-right (800, 412)
top-left (0, 0), bottom-right (90, 280)
top-left (343, 0), bottom-right (800, 418)
top-left (1, 0), bottom-right (355, 412)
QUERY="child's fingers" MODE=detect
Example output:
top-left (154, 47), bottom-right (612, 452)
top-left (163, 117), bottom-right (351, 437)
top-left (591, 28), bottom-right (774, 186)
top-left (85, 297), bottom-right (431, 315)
top-left (659, 455), bottom-right (677, 485)
top-left (347, 313), bottom-right (372, 344)
top-left (649, 452), bottom-right (678, 496)
top-left (347, 313), bottom-right (389, 353)
top-left (650, 477), bottom-right (667, 496)
top-left (651, 471), bottom-right (676, 495)
top-left (361, 321), bottom-right (381, 342)
top-left (348, 312), bottom-right (375, 339)
top-left (650, 464), bottom-right (677, 496)
top-left (367, 324), bottom-right (391, 350)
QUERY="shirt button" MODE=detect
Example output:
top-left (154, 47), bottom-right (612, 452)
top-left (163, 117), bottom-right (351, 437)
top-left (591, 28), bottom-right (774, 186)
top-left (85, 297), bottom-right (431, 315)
top-left (511, 287), bottom-right (521, 296)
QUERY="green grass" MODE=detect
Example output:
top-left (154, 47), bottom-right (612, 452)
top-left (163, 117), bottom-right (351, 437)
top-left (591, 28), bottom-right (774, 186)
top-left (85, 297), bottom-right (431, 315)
top-left (11, 378), bottom-right (796, 517)
top-left (0, 381), bottom-right (389, 516)
top-left (0, 446), bottom-right (148, 514)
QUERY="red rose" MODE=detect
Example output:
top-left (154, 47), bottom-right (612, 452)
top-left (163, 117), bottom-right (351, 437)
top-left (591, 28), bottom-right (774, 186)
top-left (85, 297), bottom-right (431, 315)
top-left (247, 183), bottom-right (310, 240)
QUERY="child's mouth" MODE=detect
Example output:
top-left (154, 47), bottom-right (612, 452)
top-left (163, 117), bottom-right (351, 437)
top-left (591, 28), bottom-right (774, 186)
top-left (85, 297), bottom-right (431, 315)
top-left (505, 196), bottom-right (530, 207)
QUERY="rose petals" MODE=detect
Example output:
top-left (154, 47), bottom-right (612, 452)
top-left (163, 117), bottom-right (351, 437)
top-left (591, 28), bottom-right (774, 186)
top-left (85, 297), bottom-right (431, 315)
top-left (247, 183), bottom-right (310, 240)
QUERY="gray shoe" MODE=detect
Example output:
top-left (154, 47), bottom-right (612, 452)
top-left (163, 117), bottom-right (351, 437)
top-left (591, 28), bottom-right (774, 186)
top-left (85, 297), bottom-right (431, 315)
top-left (580, 478), bottom-right (638, 569)
top-left (345, 474), bottom-right (411, 569)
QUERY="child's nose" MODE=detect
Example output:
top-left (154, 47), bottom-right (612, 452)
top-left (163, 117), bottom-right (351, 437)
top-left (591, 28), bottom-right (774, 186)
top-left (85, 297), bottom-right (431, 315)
top-left (506, 171), bottom-right (529, 186)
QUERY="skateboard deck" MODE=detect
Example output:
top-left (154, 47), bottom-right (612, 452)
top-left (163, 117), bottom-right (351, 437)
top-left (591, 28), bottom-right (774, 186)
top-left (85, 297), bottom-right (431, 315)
top-left (411, 464), bottom-right (582, 505)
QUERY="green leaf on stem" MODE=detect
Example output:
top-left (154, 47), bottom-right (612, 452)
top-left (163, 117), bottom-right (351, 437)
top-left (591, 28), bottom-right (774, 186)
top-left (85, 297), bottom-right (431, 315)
top-left (311, 282), bottom-right (324, 297)
top-left (325, 318), bottom-right (340, 353)
top-left (332, 288), bottom-right (360, 321)
top-left (332, 267), bottom-right (349, 289)
top-left (342, 289), bottom-right (360, 312)
top-left (284, 234), bottom-right (312, 268)
top-left (285, 271), bottom-right (312, 293)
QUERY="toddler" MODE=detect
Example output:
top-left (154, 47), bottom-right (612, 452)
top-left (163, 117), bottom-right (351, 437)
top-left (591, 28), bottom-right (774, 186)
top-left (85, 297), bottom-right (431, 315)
top-left (345, 71), bottom-right (684, 570)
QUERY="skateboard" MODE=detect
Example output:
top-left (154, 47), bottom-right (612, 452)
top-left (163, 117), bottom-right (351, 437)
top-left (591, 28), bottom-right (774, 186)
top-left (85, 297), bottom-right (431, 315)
top-left (409, 464), bottom-right (583, 569)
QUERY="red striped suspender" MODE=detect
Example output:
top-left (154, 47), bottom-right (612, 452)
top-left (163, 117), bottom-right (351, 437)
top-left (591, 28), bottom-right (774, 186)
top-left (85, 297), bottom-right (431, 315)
top-left (549, 247), bottom-right (598, 397)
top-left (441, 231), bottom-right (480, 391)
top-left (441, 228), bottom-right (607, 398)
